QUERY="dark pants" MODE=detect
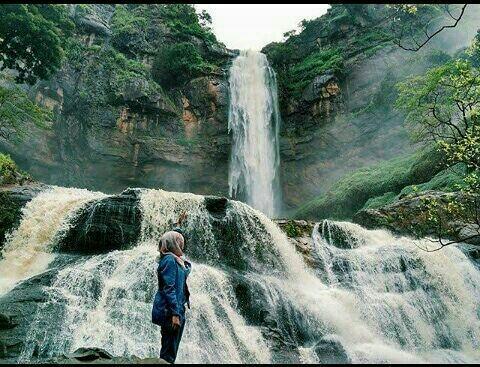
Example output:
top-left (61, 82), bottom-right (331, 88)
top-left (160, 320), bottom-right (185, 364)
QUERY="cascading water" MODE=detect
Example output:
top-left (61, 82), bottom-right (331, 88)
top-left (228, 50), bottom-right (281, 217)
top-left (2, 188), bottom-right (479, 363)
top-left (0, 186), bottom-right (106, 295)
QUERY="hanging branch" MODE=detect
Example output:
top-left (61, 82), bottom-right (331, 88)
top-left (393, 4), bottom-right (468, 52)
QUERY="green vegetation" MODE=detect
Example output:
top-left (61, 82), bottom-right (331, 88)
top-left (152, 42), bottom-right (214, 89)
top-left (396, 53), bottom-right (480, 193)
top-left (0, 84), bottom-right (52, 139)
top-left (110, 4), bottom-right (217, 57)
top-left (362, 192), bottom-right (398, 210)
top-left (65, 39), bottom-right (175, 115)
top-left (0, 154), bottom-right (30, 246)
top-left (109, 4), bottom-right (220, 90)
top-left (0, 153), bottom-right (30, 185)
top-left (0, 4), bottom-right (74, 84)
top-left (283, 221), bottom-right (303, 238)
top-left (394, 37), bottom-right (480, 246)
top-left (288, 48), bottom-right (344, 98)
top-left (362, 166), bottom-right (466, 210)
top-left (110, 5), bottom-right (149, 56)
top-left (159, 4), bottom-right (217, 45)
top-left (294, 147), bottom-right (444, 220)
top-left (264, 4), bottom-right (463, 103)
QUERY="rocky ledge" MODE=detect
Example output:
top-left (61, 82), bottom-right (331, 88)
top-left (354, 190), bottom-right (480, 247)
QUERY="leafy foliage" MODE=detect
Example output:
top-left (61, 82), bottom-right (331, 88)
top-left (65, 40), bottom-right (171, 114)
top-left (0, 153), bottom-right (30, 185)
top-left (152, 42), bottom-right (213, 88)
top-left (396, 36), bottom-right (480, 248)
top-left (110, 4), bottom-right (217, 56)
top-left (159, 4), bottom-right (217, 44)
top-left (110, 5), bottom-right (149, 57)
top-left (288, 48), bottom-right (344, 98)
top-left (0, 4), bottom-right (74, 84)
top-left (396, 57), bottom-right (480, 191)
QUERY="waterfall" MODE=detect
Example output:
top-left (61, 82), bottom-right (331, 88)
top-left (3, 188), bottom-right (479, 363)
top-left (228, 50), bottom-right (281, 217)
top-left (0, 186), bottom-right (106, 295)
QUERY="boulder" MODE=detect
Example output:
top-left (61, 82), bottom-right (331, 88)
top-left (58, 188), bottom-right (142, 254)
top-left (302, 70), bottom-right (340, 102)
top-left (313, 337), bottom-right (351, 364)
top-left (0, 269), bottom-right (57, 361)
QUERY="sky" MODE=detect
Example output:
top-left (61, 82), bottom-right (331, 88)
top-left (193, 4), bottom-right (330, 51)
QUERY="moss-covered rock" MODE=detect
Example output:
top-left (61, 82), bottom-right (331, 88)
top-left (294, 147), bottom-right (445, 220)
top-left (354, 190), bottom-right (480, 246)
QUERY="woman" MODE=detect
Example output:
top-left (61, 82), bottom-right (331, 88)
top-left (152, 214), bottom-right (191, 364)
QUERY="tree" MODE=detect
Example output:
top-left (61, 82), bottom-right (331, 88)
top-left (152, 42), bottom-right (210, 88)
top-left (396, 52), bottom-right (480, 249)
top-left (0, 4), bottom-right (74, 84)
top-left (386, 4), bottom-right (468, 52)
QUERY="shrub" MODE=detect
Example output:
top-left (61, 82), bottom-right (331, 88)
top-left (0, 154), bottom-right (30, 185)
top-left (152, 42), bottom-right (212, 88)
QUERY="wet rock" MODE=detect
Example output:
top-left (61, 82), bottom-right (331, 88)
top-left (313, 338), bottom-right (351, 364)
top-left (275, 219), bottom-right (318, 266)
top-left (204, 196), bottom-right (228, 218)
top-left (0, 269), bottom-right (57, 361)
top-left (58, 189), bottom-right (142, 254)
top-left (51, 349), bottom-right (168, 364)
top-left (320, 221), bottom-right (364, 249)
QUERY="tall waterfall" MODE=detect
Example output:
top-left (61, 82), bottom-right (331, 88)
top-left (228, 50), bottom-right (281, 217)
top-left (5, 188), bottom-right (478, 364)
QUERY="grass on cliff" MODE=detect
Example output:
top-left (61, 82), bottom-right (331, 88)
top-left (294, 146), bottom-right (445, 220)
top-left (361, 166), bottom-right (466, 210)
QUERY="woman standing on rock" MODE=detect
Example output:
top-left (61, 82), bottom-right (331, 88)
top-left (152, 213), bottom-right (191, 364)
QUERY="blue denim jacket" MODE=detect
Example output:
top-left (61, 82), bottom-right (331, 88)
top-left (152, 254), bottom-right (191, 327)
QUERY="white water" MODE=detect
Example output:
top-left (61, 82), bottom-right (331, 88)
top-left (8, 189), bottom-right (480, 363)
top-left (0, 186), bottom-right (106, 295)
top-left (228, 50), bottom-right (281, 217)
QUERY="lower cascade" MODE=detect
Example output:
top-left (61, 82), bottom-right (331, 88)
top-left (0, 187), bottom-right (479, 363)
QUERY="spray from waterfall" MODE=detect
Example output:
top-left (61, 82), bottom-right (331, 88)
top-left (228, 50), bottom-right (281, 217)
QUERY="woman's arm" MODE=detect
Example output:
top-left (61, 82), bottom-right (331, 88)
top-left (159, 256), bottom-right (181, 317)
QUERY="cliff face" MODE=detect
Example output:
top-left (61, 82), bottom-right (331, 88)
top-left (0, 4), bottom-right (234, 196)
top-left (264, 4), bottom-right (479, 212)
top-left (2, 4), bottom-right (478, 214)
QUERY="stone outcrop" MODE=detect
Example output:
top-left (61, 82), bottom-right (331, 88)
top-left (275, 219), bottom-right (318, 266)
top-left (354, 190), bottom-right (480, 246)
top-left (0, 269), bottom-right (57, 362)
top-left (0, 4), bottom-right (232, 198)
top-left (58, 188), bottom-right (142, 254)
